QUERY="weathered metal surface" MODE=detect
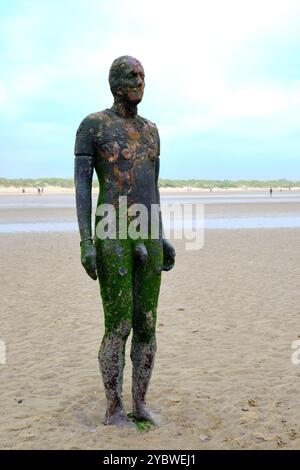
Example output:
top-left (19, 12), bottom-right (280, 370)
top-left (74, 56), bottom-right (175, 426)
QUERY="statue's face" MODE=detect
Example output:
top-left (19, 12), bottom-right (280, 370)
top-left (116, 60), bottom-right (145, 104)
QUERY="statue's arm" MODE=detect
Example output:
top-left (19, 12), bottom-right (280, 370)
top-left (74, 116), bottom-right (98, 280)
top-left (155, 147), bottom-right (175, 272)
top-left (74, 154), bottom-right (97, 280)
top-left (74, 154), bottom-right (94, 242)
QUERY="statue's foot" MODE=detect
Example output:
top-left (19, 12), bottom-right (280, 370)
top-left (104, 408), bottom-right (135, 428)
top-left (133, 402), bottom-right (158, 426)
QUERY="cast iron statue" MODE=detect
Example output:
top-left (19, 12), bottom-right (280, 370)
top-left (74, 56), bottom-right (175, 426)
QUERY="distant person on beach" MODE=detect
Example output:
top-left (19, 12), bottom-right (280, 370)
top-left (22, 188), bottom-right (25, 194)
top-left (269, 188), bottom-right (273, 197)
top-left (37, 187), bottom-right (41, 195)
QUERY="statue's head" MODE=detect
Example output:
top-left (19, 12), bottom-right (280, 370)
top-left (109, 55), bottom-right (145, 104)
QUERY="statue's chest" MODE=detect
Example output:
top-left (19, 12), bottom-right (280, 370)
top-left (94, 120), bottom-right (158, 165)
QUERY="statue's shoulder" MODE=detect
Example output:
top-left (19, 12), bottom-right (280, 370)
top-left (138, 115), bottom-right (158, 133)
top-left (78, 111), bottom-right (107, 128)
top-left (138, 116), bottom-right (160, 156)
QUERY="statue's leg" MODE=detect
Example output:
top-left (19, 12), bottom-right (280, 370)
top-left (131, 238), bottom-right (163, 425)
top-left (96, 238), bottom-right (133, 426)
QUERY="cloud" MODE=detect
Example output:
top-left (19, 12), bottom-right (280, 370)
top-left (1, 0), bottom-right (300, 177)
top-left (159, 79), bottom-right (300, 142)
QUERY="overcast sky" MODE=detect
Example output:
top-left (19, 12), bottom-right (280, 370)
top-left (1, 0), bottom-right (300, 179)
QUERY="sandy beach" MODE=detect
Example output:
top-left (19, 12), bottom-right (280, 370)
top-left (1, 193), bottom-right (300, 449)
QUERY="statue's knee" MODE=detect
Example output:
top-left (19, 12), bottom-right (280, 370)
top-left (115, 319), bottom-right (132, 339)
top-left (134, 310), bottom-right (156, 343)
top-left (134, 327), bottom-right (155, 344)
top-left (100, 320), bottom-right (132, 352)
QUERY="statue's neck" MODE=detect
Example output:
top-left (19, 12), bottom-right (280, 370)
top-left (111, 99), bottom-right (138, 118)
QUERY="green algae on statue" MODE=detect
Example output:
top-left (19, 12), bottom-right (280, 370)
top-left (74, 56), bottom-right (175, 427)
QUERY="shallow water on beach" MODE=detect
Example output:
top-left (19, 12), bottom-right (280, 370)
top-left (1, 216), bottom-right (300, 233)
top-left (1, 192), bottom-right (300, 232)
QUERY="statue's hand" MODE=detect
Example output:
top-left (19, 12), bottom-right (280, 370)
top-left (162, 239), bottom-right (175, 271)
top-left (80, 239), bottom-right (97, 280)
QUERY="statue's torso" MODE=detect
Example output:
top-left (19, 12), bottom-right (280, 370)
top-left (87, 109), bottom-right (159, 208)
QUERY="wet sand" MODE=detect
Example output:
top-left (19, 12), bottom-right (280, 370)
top-left (1, 229), bottom-right (300, 449)
top-left (1, 195), bottom-right (300, 449)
